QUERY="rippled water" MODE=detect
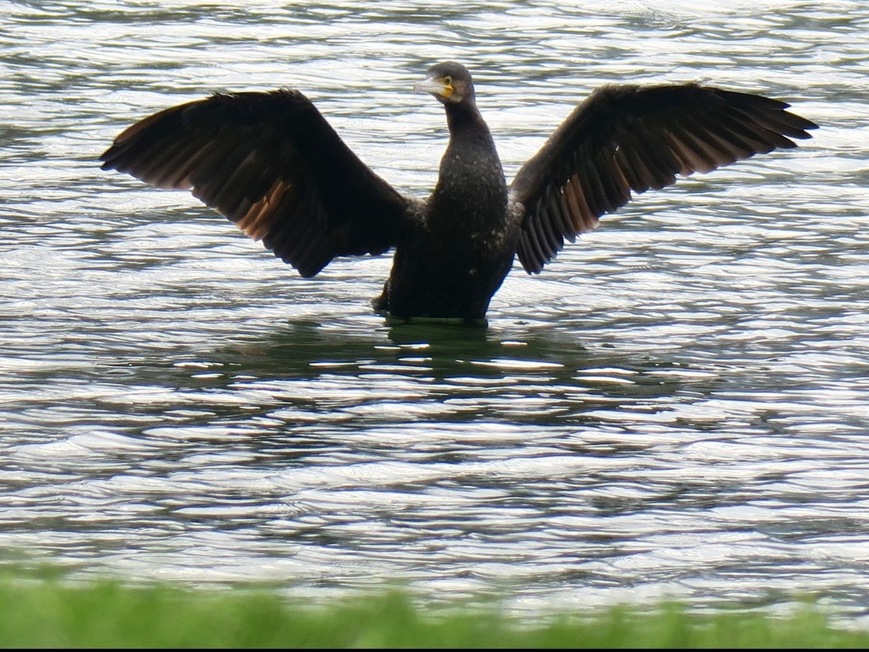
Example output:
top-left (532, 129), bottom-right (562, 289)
top-left (2, 0), bottom-right (868, 620)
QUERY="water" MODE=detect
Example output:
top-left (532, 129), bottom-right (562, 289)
top-left (2, 0), bottom-right (869, 620)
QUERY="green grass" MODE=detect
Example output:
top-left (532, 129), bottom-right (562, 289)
top-left (0, 575), bottom-right (867, 648)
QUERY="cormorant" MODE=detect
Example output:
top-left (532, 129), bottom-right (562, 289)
top-left (100, 62), bottom-right (817, 323)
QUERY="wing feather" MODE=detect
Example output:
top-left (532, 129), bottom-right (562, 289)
top-left (101, 89), bottom-right (412, 277)
top-left (510, 83), bottom-right (817, 273)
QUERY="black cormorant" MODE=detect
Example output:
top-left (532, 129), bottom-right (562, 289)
top-left (100, 62), bottom-right (817, 323)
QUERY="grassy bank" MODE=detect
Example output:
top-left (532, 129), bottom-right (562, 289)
top-left (0, 577), bottom-right (866, 648)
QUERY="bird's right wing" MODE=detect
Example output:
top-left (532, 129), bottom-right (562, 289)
top-left (100, 89), bottom-right (414, 277)
top-left (509, 83), bottom-right (818, 274)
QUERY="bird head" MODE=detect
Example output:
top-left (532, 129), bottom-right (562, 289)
top-left (414, 61), bottom-right (475, 105)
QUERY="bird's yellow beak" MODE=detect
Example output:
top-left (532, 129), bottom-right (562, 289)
top-left (414, 74), bottom-right (453, 100)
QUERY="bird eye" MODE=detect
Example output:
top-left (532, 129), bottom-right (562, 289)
top-left (443, 76), bottom-right (452, 86)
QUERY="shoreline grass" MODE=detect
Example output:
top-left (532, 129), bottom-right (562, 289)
top-left (1, 576), bottom-right (867, 648)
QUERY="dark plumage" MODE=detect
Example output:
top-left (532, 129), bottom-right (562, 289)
top-left (100, 61), bottom-right (817, 323)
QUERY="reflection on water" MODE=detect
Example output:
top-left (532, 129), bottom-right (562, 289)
top-left (2, 0), bottom-right (869, 622)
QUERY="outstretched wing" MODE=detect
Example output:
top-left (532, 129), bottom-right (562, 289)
top-left (100, 90), bottom-right (413, 277)
top-left (509, 83), bottom-right (818, 274)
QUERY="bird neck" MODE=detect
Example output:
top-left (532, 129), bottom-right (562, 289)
top-left (444, 101), bottom-right (486, 136)
top-left (441, 102), bottom-right (501, 170)
top-left (429, 101), bottom-right (507, 238)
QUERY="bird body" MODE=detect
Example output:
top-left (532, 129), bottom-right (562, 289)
top-left (377, 85), bottom-right (516, 321)
top-left (100, 62), bottom-right (817, 324)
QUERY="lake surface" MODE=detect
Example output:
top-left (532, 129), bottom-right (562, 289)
top-left (2, 0), bottom-right (868, 621)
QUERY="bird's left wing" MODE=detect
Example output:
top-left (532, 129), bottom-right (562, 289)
top-left (509, 83), bottom-right (817, 274)
top-left (100, 89), bottom-right (414, 277)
